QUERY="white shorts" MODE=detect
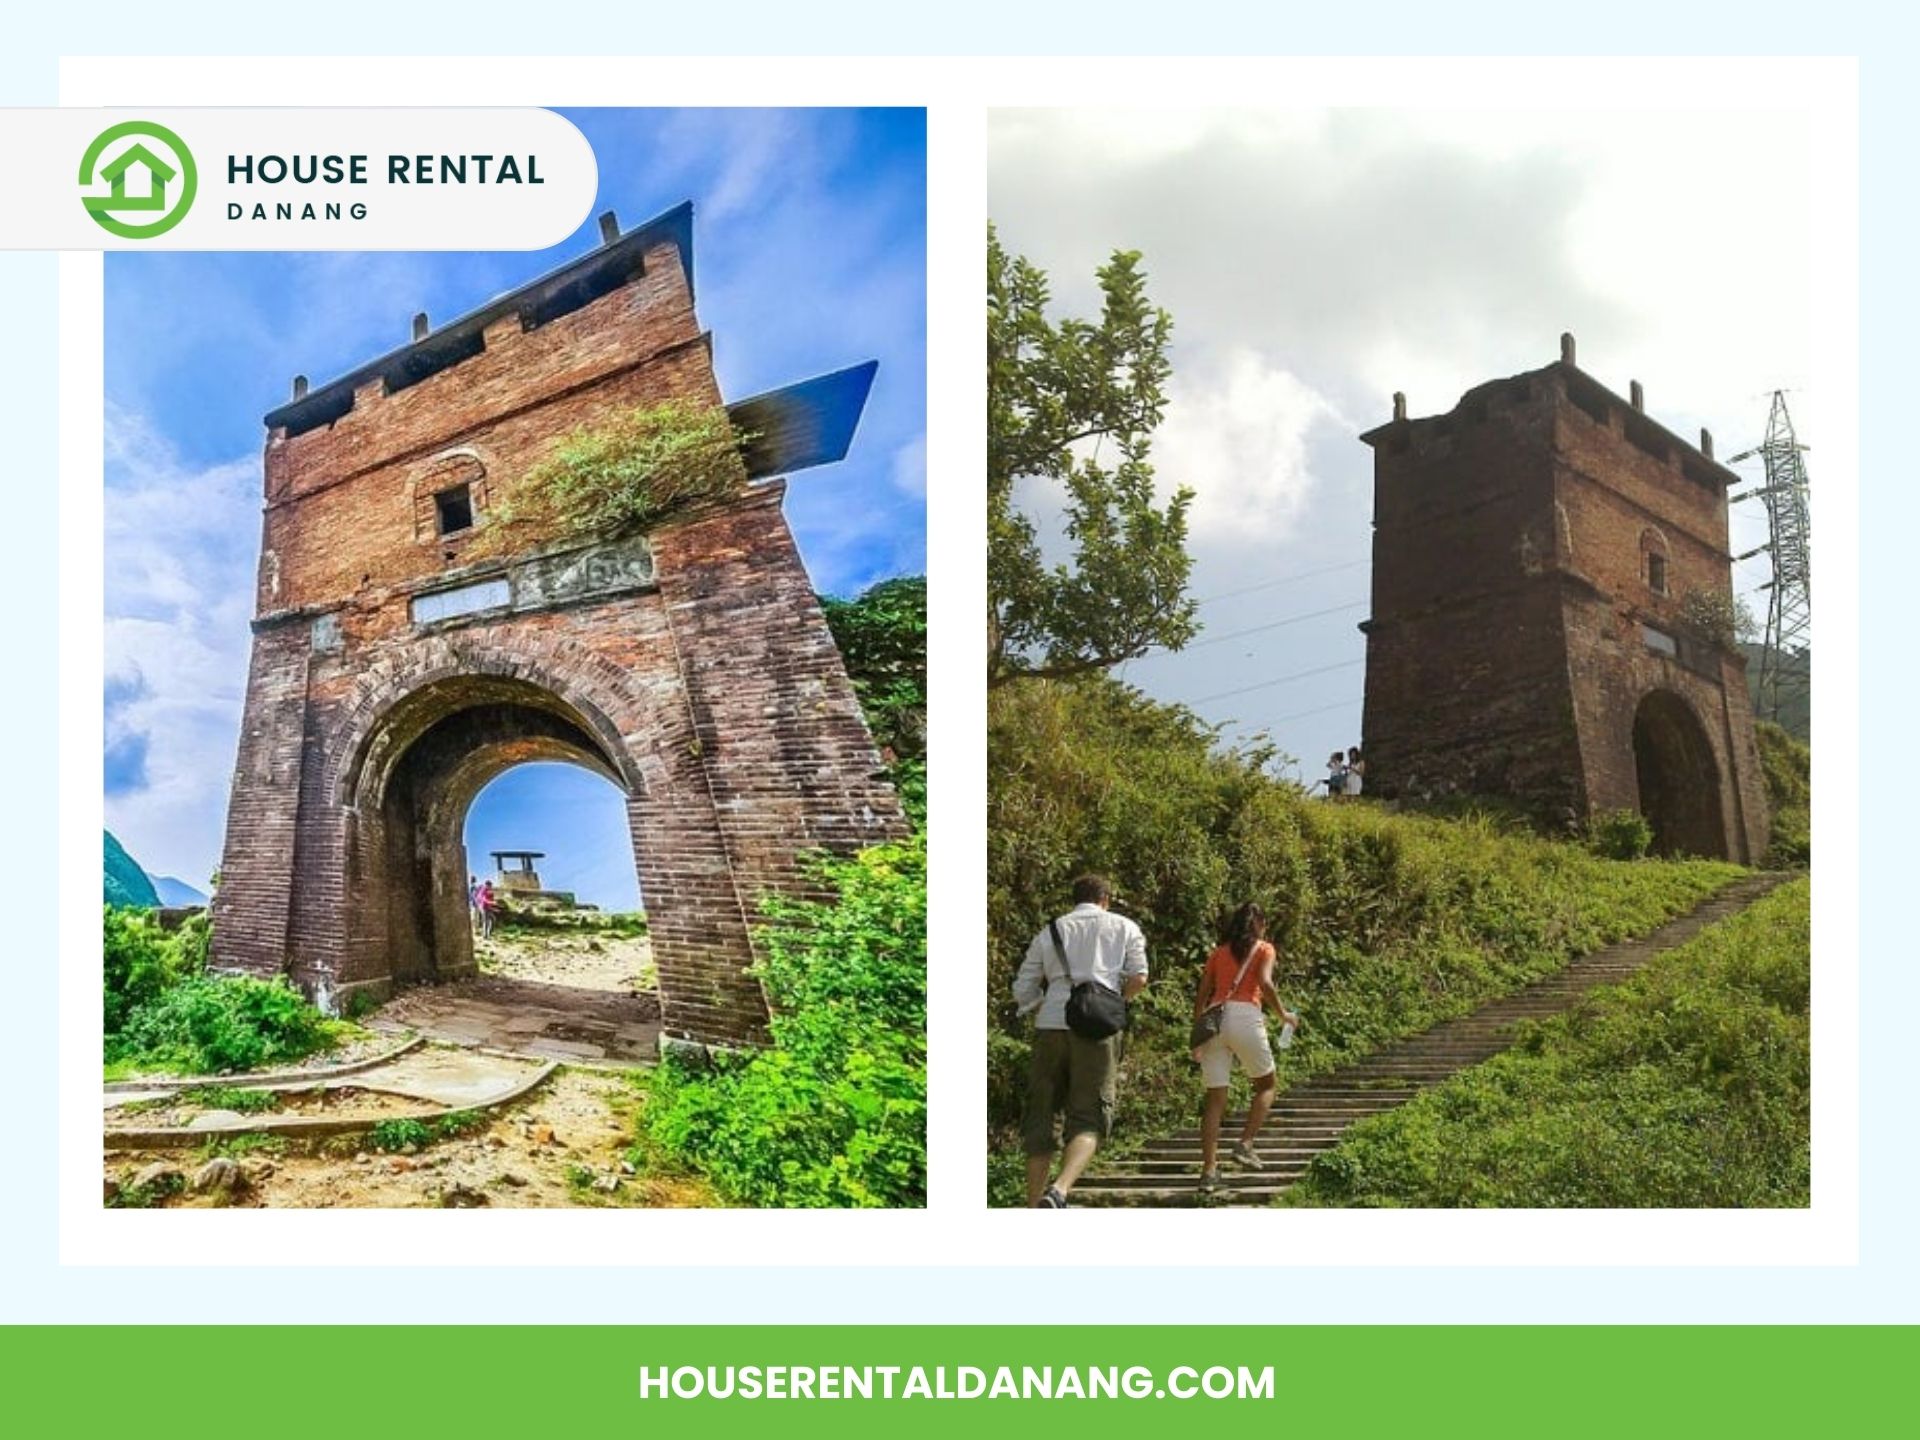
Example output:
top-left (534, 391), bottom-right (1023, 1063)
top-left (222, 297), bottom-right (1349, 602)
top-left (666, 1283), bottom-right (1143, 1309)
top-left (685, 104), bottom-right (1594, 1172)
top-left (1198, 1001), bottom-right (1275, 1088)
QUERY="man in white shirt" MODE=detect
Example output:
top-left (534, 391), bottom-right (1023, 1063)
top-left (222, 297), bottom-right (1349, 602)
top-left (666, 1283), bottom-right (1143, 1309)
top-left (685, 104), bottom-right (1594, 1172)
top-left (1011, 874), bottom-right (1149, 1207)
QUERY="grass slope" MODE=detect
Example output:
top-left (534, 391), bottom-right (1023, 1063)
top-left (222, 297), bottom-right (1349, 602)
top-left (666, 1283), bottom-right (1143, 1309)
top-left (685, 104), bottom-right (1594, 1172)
top-left (987, 678), bottom-right (1743, 1206)
top-left (1284, 877), bottom-right (1809, 1208)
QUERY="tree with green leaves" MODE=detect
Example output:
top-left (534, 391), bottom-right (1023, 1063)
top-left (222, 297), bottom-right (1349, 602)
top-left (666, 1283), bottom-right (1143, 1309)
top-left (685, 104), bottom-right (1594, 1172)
top-left (987, 225), bottom-right (1196, 688)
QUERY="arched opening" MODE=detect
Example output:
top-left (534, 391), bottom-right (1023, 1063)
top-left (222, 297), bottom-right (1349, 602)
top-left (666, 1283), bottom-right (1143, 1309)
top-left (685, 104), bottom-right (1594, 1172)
top-left (1631, 690), bottom-right (1728, 859)
top-left (343, 674), bottom-right (663, 1059)
top-left (463, 763), bottom-right (649, 994)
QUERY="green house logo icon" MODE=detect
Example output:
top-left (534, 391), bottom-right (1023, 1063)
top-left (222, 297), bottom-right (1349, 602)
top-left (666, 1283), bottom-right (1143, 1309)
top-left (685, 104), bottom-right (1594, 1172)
top-left (78, 121), bottom-right (197, 239)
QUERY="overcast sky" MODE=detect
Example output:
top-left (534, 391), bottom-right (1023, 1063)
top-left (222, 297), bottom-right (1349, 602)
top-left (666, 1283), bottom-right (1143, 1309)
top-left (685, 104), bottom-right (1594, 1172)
top-left (990, 106), bottom-right (1817, 783)
top-left (104, 107), bottom-right (926, 904)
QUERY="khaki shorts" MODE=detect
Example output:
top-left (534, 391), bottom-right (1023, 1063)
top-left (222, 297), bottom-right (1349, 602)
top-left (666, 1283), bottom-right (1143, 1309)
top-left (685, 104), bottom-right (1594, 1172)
top-left (1198, 1001), bottom-right (1275, 1089)
top-left (1022, 1027), bottom-right (1117, 1154)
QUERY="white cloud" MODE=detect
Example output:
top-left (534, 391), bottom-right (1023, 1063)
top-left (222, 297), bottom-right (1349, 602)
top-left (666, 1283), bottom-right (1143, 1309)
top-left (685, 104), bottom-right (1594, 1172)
top-left (102, 403), bottom-right (259, 886)
top-left (891, 432), bottom-right (927, 498)
top-left (1152, 347), bottom-right (1345, 545)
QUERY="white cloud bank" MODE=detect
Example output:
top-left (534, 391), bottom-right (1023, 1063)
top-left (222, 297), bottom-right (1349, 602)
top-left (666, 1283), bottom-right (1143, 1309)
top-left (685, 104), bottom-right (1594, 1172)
top-left (103, 403), bottom-right (259, 887)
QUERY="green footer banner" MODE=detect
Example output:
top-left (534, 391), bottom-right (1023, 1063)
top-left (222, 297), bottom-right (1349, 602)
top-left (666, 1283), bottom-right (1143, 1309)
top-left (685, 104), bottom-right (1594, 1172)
top-left (6, 1326), bottom-right (1915, 1435)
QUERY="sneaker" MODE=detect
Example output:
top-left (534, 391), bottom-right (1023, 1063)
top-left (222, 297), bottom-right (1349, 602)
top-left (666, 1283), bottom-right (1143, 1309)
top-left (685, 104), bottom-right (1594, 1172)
top-left (1231, 1141), bottom-right (1265, 1170)
top-left (1034, 1185), bottom-right (1067, 1209)
top-left (1197, 1169), bottom-right (1221, 1195)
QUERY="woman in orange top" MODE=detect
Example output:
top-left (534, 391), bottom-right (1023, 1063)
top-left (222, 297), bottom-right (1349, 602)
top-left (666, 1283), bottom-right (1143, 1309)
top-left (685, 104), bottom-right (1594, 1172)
top-left (1191, 901), bottom-right (1301, 1195)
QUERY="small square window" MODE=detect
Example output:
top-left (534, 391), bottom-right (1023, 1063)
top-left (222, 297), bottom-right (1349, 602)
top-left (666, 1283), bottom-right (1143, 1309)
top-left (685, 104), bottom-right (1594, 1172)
top-left (435, 484), bottom-right (474, 536)
top-left (1646, 552), bottom-right (1668, 595)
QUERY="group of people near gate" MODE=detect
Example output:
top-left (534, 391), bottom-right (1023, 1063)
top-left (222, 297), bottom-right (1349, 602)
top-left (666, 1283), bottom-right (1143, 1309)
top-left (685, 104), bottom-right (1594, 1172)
top-left (1011, 874), bottom-right (1301, 1207)
top-left (1323, 745), bottom-right (1365, 800)
top-left (467, 875), bottom-right (499, 938)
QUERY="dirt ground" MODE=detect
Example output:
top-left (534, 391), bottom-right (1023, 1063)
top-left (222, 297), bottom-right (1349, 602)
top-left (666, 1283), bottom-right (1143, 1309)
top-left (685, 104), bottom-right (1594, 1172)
top-left (103, 916), bottom-right (707, 1209)
top-left (104, 1067), bottom-right (719, 1209)
top-left (475, 922), bottom-right (654, 993)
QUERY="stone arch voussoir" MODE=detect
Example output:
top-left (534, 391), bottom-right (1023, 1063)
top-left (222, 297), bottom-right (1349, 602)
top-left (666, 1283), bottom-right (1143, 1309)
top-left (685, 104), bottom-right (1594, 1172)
top-left (325, 634), bottom-right (673, 811)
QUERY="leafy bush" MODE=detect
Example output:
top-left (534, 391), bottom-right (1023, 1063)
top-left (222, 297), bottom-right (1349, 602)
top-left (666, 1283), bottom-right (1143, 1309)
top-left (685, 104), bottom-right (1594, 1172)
top-left (1756, 721), bottom-right (1810, 867)
top-left (823, 575), bottom-right (928, 827)
top-left (491, 399), bottom-right (750, 546)
top-left (109, 974), bottom-right (333, 1074)
top-left (368, 1110), bottom-right (486, 1152)
top-left (105, 907), bottom-right (339, 1077)
top-left (642, 833), bottom-right (927, 1208)
top-left (103, 906), bottom-right (196, 1035)
top-left (1586, 808), bottom-right (1653, 860)
top-left (986, 677), bottom-right (1743, 1204)
top-left (1285, 879), bottom-right (1810, 1207)
top-left (368, 1118), bottom-right (433, 1152)
top-left (822, 577), bottom-right (928, 762)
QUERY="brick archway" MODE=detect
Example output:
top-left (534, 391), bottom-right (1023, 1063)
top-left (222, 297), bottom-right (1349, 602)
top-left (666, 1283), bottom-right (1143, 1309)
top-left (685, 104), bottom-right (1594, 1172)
top-left (1632, 689), bottom-right (1728, 859)
top-left (207, 205), bottom-right (906, 1048)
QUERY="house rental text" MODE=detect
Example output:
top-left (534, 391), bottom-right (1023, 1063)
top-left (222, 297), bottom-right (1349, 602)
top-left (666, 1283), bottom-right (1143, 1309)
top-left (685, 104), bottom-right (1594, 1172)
top-left (225, 154), bottom-right (547, 184)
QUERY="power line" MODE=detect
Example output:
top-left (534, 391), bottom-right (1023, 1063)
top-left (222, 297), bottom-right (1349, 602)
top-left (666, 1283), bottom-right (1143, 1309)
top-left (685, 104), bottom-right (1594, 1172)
top-left (1177, 598), bottom-right (1369, 652)
top-left (1189, 657), bottom-right (1364, 705)
top-left (1205, 695), bottom-right (1364, 725)
top-left (1196, 556), bottom-right (1369, 606)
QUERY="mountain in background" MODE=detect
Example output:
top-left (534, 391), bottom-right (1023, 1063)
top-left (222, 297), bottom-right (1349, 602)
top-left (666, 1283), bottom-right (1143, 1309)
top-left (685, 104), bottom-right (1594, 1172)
top-left (103, 830), bottom-right (160, 909)
top-left (1739, 642), bottom-right (1811, 743)
top-left (151, 875), bottom-right (209, 907)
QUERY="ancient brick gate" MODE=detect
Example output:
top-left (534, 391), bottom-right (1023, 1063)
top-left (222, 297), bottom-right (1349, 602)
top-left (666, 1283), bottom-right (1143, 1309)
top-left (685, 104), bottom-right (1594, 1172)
top-left (1359, 334), bottom-right (1767, 862)
top-left (209, 203), bottom-right (907, 1048)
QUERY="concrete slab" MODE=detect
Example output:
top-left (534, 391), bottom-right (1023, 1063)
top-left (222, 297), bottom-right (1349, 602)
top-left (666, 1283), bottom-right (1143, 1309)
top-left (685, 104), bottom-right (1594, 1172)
top-left (373, 975), bottom-right (659, 1064)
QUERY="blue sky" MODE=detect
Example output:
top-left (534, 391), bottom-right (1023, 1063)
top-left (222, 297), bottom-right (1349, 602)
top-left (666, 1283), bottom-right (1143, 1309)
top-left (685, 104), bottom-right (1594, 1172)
top-left (104, 107), bottom-right (926, 908)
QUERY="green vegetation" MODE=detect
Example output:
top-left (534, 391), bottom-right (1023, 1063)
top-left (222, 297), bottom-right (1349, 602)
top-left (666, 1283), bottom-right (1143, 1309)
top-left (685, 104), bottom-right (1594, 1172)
top-left (986, 677), bottom-right (1743, 1205)
top-left (103, 906), bottom-right (345, 1076)
top-left (178, 1086), bottom-right (280, 1114)
top-left (493, 903), bottom-right (648, 935)
top-left (104, 829), bottom-right (161, 908)
top-left (1585, 808), bottom-right (1653, 861)
top-left (1756, 721), bottom-right (1810, 868)
top-left (106, 1170), bottom-right (184, 1210)
top-left (643, 834), bottom-right (927, 1207)
top-left (822, 575), bottom-right (928, 823)
top-left (367, 1110), bottom-right (488, 1152)
top-left (1285, 878), bottom-right (1810, 1207)
top-left (640, 565), bottom-right (929, 1208)
top-left (199, 1133), bottom-right (286, 1161)
top-left (988, 227), bottom-right (1197, 687)
top-left (492, 398), bottom-right (751, 547)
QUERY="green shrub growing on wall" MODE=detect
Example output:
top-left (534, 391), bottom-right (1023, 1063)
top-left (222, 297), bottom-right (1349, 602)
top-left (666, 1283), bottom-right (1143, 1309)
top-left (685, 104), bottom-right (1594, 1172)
top-left (642, 834), bottom-right (927, 1208)
top-left (493, 398), bottom-right (752, 546)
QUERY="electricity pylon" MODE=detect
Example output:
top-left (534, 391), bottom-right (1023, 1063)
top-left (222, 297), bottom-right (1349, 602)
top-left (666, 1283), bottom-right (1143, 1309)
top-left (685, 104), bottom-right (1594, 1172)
top-left (1728, 391), bottom-right (1812, 729)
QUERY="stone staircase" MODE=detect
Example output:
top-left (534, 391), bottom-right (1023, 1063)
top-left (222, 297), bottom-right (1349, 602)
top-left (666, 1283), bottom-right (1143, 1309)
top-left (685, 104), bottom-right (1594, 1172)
top-left (1069, 871), bottom-right (1791, 1207)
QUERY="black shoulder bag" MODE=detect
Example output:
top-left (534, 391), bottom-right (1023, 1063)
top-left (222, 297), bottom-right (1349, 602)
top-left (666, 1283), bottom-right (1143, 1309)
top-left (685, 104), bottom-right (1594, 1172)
top-left (1188, 944), bottom-right (1260, 1051)
top-left (1048, 919), bottom-right (1129, 1041)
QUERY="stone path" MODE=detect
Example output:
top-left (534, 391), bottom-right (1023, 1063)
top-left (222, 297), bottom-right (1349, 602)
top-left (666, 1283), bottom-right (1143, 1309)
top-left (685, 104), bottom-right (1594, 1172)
top-left (103, 1045), bottom-right (554, 1148)
top-left (1070, 872), bottom-right (1792, 1208)
top-left (371, 975), bottom-right (661, 1064)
